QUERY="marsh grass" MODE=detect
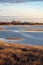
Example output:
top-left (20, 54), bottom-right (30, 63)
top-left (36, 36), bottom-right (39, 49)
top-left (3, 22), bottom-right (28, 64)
top-left (0, 41), bottom-right (43, 65)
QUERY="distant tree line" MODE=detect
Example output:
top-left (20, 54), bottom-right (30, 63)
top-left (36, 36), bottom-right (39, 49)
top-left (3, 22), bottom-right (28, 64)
top-left (0, 20), bottom-right (43, 25)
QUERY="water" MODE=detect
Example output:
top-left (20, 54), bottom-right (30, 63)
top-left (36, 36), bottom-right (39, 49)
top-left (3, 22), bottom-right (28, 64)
top-left (0, 25), bottom-right (43, 45)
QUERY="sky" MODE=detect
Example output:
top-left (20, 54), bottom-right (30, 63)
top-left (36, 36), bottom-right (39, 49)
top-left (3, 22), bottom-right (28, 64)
top-left (0, 0), bottom-right (43, 22)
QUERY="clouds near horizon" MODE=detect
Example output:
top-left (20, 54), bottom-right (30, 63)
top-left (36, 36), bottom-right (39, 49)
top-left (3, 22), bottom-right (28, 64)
top-left (0, 0), bottom-right (43, 22)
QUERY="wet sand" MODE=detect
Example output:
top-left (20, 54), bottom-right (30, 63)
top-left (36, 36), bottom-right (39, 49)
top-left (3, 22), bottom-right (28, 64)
top-left (0, 40), bottom-right (43, 65)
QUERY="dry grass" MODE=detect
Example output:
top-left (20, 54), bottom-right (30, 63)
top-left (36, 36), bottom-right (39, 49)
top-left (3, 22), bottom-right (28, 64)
top-left (0, 41), bottom-right (43, 65)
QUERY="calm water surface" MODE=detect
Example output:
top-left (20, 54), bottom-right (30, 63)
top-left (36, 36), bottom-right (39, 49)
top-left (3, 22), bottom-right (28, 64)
top-left (0, 25), bottom-right (43, 45)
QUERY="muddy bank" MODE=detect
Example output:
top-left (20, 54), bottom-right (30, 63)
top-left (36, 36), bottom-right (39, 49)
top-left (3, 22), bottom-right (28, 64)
top-left (6, 38), bottom-right (24, 40)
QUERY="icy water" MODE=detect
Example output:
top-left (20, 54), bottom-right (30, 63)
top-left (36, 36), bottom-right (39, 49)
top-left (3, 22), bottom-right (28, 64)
top-left (0, 25), bottom-right (43, 45)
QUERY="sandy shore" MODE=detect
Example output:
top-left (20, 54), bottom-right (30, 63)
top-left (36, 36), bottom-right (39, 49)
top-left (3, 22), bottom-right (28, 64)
top-left (0, 40), bottom-right (43, 65)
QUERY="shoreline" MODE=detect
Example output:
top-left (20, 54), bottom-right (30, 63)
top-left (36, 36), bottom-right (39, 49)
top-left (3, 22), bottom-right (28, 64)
top-left (0, 40), bottom-right (43, 49)
top-left (0, 40), bottom-right (43, 50)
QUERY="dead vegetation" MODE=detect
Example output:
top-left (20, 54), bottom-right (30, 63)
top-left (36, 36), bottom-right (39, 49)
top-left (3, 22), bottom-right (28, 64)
top-left (0, 41), bottom-right (43, 65)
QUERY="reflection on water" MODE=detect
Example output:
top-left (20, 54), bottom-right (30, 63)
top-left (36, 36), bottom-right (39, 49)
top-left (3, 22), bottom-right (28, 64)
top-left (0, 25), bottom-right (43, 45)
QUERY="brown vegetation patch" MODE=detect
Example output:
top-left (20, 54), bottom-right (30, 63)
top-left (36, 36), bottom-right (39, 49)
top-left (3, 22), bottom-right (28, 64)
top-left (0, 41), bottom-right (43, 65)
top-left (6, 38), bottom-right (24, 40)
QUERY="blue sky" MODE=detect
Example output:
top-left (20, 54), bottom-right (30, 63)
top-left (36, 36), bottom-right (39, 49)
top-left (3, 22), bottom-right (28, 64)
top-left (0, 0), bottom-right (43, 22)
